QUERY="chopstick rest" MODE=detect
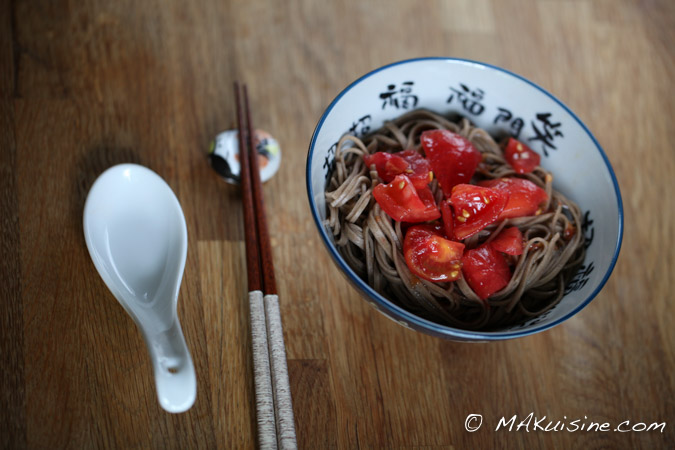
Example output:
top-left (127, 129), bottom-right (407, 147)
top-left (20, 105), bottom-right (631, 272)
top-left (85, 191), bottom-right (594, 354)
top-left (209, 129), bottom-right (282, 185)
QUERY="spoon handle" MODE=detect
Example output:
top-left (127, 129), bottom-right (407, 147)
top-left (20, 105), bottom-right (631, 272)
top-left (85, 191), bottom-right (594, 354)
top-left (144, 319), bottom-right (197, 413)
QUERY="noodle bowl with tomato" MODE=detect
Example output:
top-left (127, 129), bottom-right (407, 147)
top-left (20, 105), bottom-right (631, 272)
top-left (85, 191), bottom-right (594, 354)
top-left (325, 109), bottom-right (585, 330)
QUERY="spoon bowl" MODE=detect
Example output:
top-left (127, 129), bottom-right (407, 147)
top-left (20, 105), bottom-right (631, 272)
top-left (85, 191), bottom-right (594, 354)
top-left (83, 163), bottom-right (196, 413)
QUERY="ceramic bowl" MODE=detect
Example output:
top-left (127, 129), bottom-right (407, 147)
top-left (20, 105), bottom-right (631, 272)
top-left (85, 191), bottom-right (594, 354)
top-left (306, 57), bottom-right (623, 341)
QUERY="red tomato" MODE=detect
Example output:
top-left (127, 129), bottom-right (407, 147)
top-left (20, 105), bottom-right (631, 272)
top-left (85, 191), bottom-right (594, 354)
top-left (462, 244), bottom-right (512, 300)
top-left (404, 224), bottom-right (465, 282)
top-left (563, 223), bottom-right (576, 240)
top-left (372, 174), bottom-right (441, 223)
top-left (440, 199), bottom-right (454, 240)
top-left (478, 178), bottom-right (548, 219)
top-left (448, 184), bottom-right (508, 240)
top-left (416, 184), bottom-right (440, 212)
top-left (363, 152), bottom-right (409, 182)
top-left (420, 129), bottom-right (482, 197)
top-left (364, 150), bottom-right (432, 189)
top-left (504, 138), bottom-right (541, 174)
top-left (398, 149), bottom-right (433, 189)
top-left (489, 227), bottom-right (524, 255)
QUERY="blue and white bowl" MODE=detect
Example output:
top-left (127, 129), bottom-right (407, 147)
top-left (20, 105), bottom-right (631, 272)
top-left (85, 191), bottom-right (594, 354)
top-left (306, 58), bottom-right (623, 341)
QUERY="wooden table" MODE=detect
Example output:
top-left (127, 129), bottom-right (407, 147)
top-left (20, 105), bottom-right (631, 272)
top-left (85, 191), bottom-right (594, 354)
top-left (2, 0), bottom-right (674, 448)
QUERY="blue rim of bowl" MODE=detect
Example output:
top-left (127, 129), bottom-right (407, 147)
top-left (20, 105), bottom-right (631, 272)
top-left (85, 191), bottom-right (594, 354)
top-left (306, 57), bottom-right (624, 340)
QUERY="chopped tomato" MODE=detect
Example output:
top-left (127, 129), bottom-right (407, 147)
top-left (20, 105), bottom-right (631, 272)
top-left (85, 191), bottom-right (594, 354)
top-left (462, 244), bottom-right (512, 300)
top-left (416, 184), bottom-right (439, 212)
top-left (563, 224), bottom-right (576, 240)
top-left (478, 178), bottom-right (548, 220)
top-left (364, 152), bottom-right (409, 182)
top-left (439, 199), bottom-right (454, 240)
top-left (420, 129), bottom-right (482, 196)
top-left (398, 149), bottom-right (433, 189)
top-left (489, 227), bottom-right (524, 255)
top-left (404, 224), bottom-right (465, 282)
top-left (364, 150), bottom-right (432, 189)
top-left (448, 184), bottom-right (508, 240)
top-left (504, 138), bottom-right (541, 174)
top-left (372, 174), bottom-right (440, 223)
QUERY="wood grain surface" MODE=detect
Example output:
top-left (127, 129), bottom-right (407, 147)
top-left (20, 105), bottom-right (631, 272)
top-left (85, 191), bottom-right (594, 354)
top-left (2, 0), bottom-right (674, 448)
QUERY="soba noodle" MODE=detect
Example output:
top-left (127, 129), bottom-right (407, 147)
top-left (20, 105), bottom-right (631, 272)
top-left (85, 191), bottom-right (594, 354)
top-left (325, 109), bottom-right (586, 330)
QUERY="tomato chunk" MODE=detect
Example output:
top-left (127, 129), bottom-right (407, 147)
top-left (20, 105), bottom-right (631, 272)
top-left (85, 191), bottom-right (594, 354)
top-left (489, 227), bottom-right (524, 255)
top-left (420, 129), bottom-right (482, 196)
top-left (372, 174), bottom-right (440, 222)
top-left (364, 152), bottom-right (409, 182)
top-left (462, 244), bottom-right (512, 300)
top-left (364, 150), bottom-right (432, 189)
top-left (416, 184), bottom-right (439, 212)
top-left (404, 224), bottom-right (465, 282)
top-left (478, 178), bottom-right (548, 220)
top-left (398, 149), bottom-right (433, 189)
top-left (439, 199), bottom-right (454, 240)
top-left (449, 184), bottom-right (508, 240)
top-left (504, 138), bottom-right (541, 174)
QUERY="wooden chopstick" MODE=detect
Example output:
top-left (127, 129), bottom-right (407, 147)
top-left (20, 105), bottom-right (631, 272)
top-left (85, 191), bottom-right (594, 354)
top-left (235, 82), bottom-right (297, 450)
top-left (243, 85), bottom-right (277, 296)
top-left (234, 83), bottom-right (275, 448)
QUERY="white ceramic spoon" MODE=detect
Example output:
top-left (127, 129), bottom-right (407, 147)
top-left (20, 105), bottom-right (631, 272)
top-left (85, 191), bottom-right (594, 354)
top-left (83, 163), bottom-right (196, 413)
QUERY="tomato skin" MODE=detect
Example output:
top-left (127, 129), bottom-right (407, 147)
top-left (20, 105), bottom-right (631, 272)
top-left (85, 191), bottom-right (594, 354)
top-left (364, 152), bottom-right (409, 182)
top-left (440, 199), bottom-right (455, 240)
top-left (462, 244), bottom-right (512, 300)
top-left (404, 224), bottom-right (465, 282)
top-left (372, 174), bottom-right (441, 223)
top-left (489, 227), bottom-right (524, 255)
top-left (478, 178), bottom-right (548, 219)
top-left (420, 129), bottom-right (482, 196)
top-left (416, 184), bottom-right (440, 212)
top-left (364, 150), bottom-right (432, 189)
top-left (504, 138), bottom-right (541, 174)
top-left (398, 149), bottom-right (433, 189)
top-left (449, 184), bottom-right (508, 240)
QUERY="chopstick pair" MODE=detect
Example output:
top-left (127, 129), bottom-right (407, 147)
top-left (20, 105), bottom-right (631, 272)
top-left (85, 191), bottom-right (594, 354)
top-left (234, 82), bottom-right (297, 450)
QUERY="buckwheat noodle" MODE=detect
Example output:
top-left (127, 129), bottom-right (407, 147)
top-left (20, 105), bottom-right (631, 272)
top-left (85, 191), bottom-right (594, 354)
top-left (325, 109), bottom-right (586, 330)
